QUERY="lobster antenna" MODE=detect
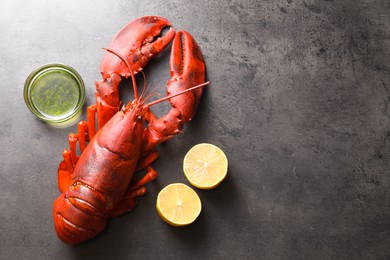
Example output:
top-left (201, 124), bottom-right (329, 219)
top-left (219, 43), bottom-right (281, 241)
top-left (139, 71), bottom-right (148, 101)
top-left (139, 71), bottom-right (159, 103)
top-left (142, 80), bottom-right (164, 104)
top-left (102, 47), bottom-right (139, 99)
top-left (142, 86), bottom-right (159, 104)
top-left (145, 82), bottom-right (210, 108)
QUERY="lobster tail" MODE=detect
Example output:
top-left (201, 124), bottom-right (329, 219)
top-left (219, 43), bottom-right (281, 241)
top-left (53, 182), bottom-right (110, 244)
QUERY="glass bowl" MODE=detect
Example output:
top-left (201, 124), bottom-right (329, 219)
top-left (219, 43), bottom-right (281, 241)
top-left (24, 63), bottom-right (85, 125)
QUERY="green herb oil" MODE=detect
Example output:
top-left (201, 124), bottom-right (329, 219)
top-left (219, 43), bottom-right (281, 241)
top-left (30, 70), bottom-right (80, 119)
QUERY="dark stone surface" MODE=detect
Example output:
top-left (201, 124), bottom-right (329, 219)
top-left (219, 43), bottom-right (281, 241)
top-left (1, 0), bottom-right (389, 259)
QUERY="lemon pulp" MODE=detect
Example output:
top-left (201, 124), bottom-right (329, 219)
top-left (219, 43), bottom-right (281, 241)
top-left (183, 143), bottom-right (228, 189)
top-left (156, 183), bottom-right (201, 226)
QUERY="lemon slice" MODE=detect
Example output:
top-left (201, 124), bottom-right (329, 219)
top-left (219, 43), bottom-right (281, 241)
top-left (183, 143), bottom-right (228, 189)
top-left (156, 183), bottom-right (201, 226)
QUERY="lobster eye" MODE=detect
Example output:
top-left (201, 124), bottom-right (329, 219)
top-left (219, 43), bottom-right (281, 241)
top-left (136, 115), bottom-right (143, 122)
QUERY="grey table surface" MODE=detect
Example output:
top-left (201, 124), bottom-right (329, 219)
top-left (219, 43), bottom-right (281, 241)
top-left (1, 0), bottom-right (390, 259)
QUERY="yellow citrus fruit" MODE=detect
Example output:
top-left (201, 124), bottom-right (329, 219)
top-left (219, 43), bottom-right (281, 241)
top-left (156, 183), bottom-right (202, 227)
top-left (183, 143), bottom-right (228, 189)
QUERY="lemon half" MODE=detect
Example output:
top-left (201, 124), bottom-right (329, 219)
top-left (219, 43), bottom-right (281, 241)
top-left (183, 143), bottom-right (228, 189)
top-left (156, 183), bottom-right (201, 227)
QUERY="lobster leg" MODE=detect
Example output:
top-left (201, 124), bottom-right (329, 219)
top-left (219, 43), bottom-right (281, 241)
top-left (57, 133), bottom-right (81, 193)
top-left (58, 132), bottom-right (85, 192)
top-left (87, 105), bottom-right (98, 140)
top-left (57, 161), bottom-right (72, 193)
top-left (68, 133), bottom-right (78, 166)
top-left (130, 166), bottom-right (158, 191)
top-left (109, 199), bottom-right (137, 218)
top-left (135, 150), bottom-right (159, 172)
top-left (57, 106), bottom-right (99, 193)
top-left (142, 30), bottom-right (206, 153)
top-left (109, 149), bottom-right (159, 218)
top-left (109, 166), bottom-right (158, 217)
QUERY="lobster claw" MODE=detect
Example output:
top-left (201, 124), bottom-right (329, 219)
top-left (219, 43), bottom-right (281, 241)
top-left (167, 30), bottom-right (206, 122)
top-left (96, 16), bottom-right (175, 128)
top-left (143, 30), bottom-right (206, 153)
top-left (100, 16), bottom-right (175, 79)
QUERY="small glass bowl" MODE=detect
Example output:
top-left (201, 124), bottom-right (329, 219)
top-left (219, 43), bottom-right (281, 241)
top-left (24, 63), bottom-right (85, 125)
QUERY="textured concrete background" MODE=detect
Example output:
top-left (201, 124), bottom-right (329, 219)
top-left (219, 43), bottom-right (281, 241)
top-left (0, 0), bottom-right (389, 259)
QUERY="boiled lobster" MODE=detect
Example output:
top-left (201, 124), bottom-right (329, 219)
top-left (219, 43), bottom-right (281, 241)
top-left (53, 16), bottom-right (207, 244)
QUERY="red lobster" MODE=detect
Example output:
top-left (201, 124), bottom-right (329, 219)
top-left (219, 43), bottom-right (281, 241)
top-left (53, 16), bottom-right (207, 244)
